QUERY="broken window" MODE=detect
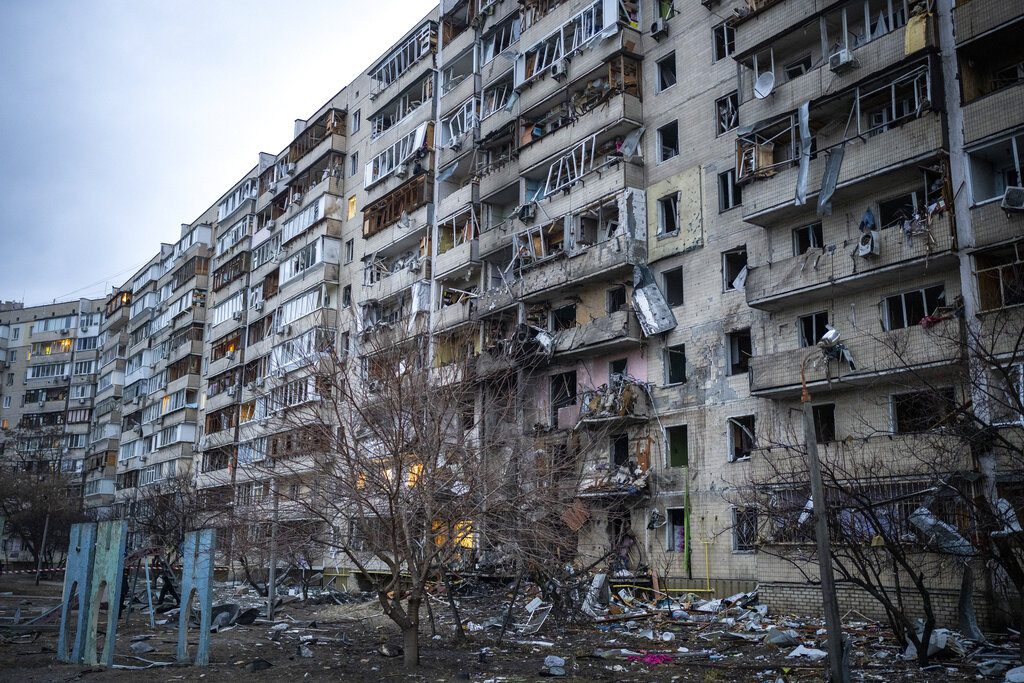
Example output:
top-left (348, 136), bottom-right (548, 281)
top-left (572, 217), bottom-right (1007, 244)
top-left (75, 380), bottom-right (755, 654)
top-left (728, 415), bottom-right (756, 462)
top-left (551, 304), bottom-right (576, 332)
top-left (364, 121), bottom-right (430, 188)
top-left (712, 21), bottom-right (735, 62)
top-left (610, 433), bottom-right (629, 467)
top-left (732, 507), bottom-right (757, 552)
top-left (666, 425), bottom-right (688, 468)
top-left (550, 371), bottom-right (577, 427)
top-left (783, 54), bottom-right (813, 80)
top-left (570, 195), bottom-right (620, 248)
top-left (718, 170), bottom-right (742, 211)
top-left (362, 175), bottom-right (432, 237)
top-left (792, 222), bottom-right (824, 255)
top-left (859, 65), bottom-right (930, 136)
top-left (727, 329), bottom-right (752, 375)
top-left (479, 13), bottom-right (521, 66)
top-left (606, 286), bottom-right (627, 313)
top-left (369, 22), bottom-right (436, 94)
top-left (798, 311), bottom-right (829, 348)
top-left (667, 508), bottom-right (686, 551)
top-left (812, 403), bottom-right (837, 443)
top-left (609, 358), bottom-right (627, 381)
top-left (350, 152), bottom-right (359, 176)
top-left (441, 47), bottom-right (474, 96)
top-left (958, 21), bottom-right (1024, 103)
top-left (516, 0), bottom-right (608, 85)
top-left (892, 388), bottom-right (956, 433)
top-left (716, 92), bottom-right (739, 135)
top-left (968, 133), bottom-right (1023, 204)
top-left (977, 240), bottom-right (1024, 311)
top-left (656, 52), bottom-right (676, 92)
top-left (878, 190), bottom-right (925, 229)
top-left (722, 246), bottom-right (747, 291)
top-left (657, 121), bottom-right (678, 162)
top-left (657, 192), bottom-right (679, 235)
top-left (369, 74), bottom-right (433, 140)
top-left (481, 78), bottom-right (514, 118)
top-left (440, 98), bottom-right (480, 149)
top-left (883, 283), bottom-right (946, 330)
top-left (437, 207), bottom-right (479, 255)
top-left (988, 364), bottom-right (1024, 426)
top-left (663, 267), bottom-right (684, 306)
top-left (665, 343), bottom-right (686, 384)
top-left (543, 134), bottom-right (597, 196)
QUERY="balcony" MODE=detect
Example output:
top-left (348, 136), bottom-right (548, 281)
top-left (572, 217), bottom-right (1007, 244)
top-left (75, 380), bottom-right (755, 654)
top-left (734, 0), bottom-right (823, 56)
top-left (742, 115), bottom-right (944, 227)
top-left (439, 71), bottom-right (476, 113)
top-left (364, 265), bottom-right (430, 303)
top-left (434, 300), bottom-right (475, 331)
top-left (537, 157), bottom-right (645, 222)
top-left (963, 82), bottom-right (1024, 145)
top-left (576, 376), bottom-right (651, 429)
top-left (748, 317), bottom-right (962, 397)
top-left (954, 0), bottom-right (1021, 46)
top-left (435, 238), bottom-right (479, 278)
top-left (969, 201), bottom-right (1024, 250)
top-left (364, 200), bottom-right (433, 256)
top-left (478, 158), bottom-right (517, 201)
top-left (519, 93), bottom-right (643, 172)
top-left (437, 179), bottom-right (478, 220)
top-left (977, 306), bottom-right (1024, 360)
top-left (552, 310), bottom-right (642, 360)
top-left (476, 233), bottom-right (646, 315)
top-left (746, 214), bottom-right (958, 310)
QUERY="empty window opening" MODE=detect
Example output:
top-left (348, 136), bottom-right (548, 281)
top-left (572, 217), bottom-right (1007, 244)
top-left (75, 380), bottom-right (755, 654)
top-left (609, 358), bottom-right (628, 382)
top-left (550, 371), bottom-right (577, 427)
top-left (783, 54), bottom-right (813, 80)
top-left (793, 222), bottom-right (824, 255)
top-left (716, 92), bottom-right (739, 135)
top-left (606, 286), bottom-right (627, 313)
top-left (727, 329), bottom-right (752, 375)
top-left (657, 53), bottom-right (677, 91)
top-left (878, 190), bottom-right (924, 229)
top-left (610, 433), bottom-right (630, 467)
top-left (666, 343), bottom-right (686, 384)
top-left (798, 311), bottom-right (829, 348)
top-left (666, 425), bottom-right (688, 468)
top-left (977, 240), bottom-right (1024, 311)
top-left (551, 304), bottom-right (577, 332)
top-left (663, 267), bottom-right (684, 306)
top-left (812, 403), bottom-right (836, 443)
top-left (728, 415), bottom-right (756, 462)
top-left (722, 246), bottom-right (748, 291)
top-left (718, 170), bottom-right (742, 211)
top-left (892, 388), bottom-right (956, 433)
top-left (658, 121), bottom-right (679, 162)
top-left (713, 22), bottom-right (735, 62)
top-left (883, 284), bottom-right (946, 330)
top-left (657, 193), bottom-right (680, 234)
top-left (968, 133), bottom-right (1023, 203)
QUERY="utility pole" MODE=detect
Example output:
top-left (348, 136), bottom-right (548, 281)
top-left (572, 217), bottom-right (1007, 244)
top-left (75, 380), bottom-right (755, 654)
top-left (266, 476), bottom-right (279, 620)
top-left (801, 356), bottom-right (849, 683)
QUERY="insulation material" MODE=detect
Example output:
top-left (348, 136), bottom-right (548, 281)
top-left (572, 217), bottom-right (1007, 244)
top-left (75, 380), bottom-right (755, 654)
top-left (909, 507), bottom-right (975, 557)
top-left (816, 146), bottom-right (845, 216)
top-left (795, 102), bottom-right (811, 206)
top-left (409, 281), bottom-right (431, 331)
top-left (631, 264), bottom-right (677, 336)
top-left (904, 13), bottom-right (929, 55)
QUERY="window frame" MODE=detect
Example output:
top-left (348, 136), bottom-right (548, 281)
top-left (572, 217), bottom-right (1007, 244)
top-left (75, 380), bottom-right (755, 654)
top-left (665, 342), bottom-right (686, 385)
top-left (656, 52), bottom-right (677, 93)
top-left (712, 21), bottom-right (735, 63)
top-left (663, 266), bottom-right (684, 306)
top-left (657, 121), bottom-right (679, 162)
top-left (718, 169), bottom-right (742, 212)
top-left (728, 414), bottom-right (756, 462)
top-left (732, 506), bottom-right (757, 552)
top-left (715, 91), bottom-right (739, 136)
top-left (657, 192), bottom-right (680, 235)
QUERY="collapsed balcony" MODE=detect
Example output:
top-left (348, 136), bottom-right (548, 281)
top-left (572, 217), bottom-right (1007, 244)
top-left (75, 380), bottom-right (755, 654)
top-left (577, 375), bottom-right (650, 427)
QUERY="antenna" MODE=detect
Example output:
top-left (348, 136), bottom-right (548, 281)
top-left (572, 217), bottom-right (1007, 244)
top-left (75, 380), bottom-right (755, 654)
top-left (753, 71), bottom-right (776, 99)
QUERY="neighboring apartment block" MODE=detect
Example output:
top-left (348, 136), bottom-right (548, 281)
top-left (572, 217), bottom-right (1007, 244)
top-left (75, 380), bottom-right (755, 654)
top-left (2, 0), bottom-right (1022, 622)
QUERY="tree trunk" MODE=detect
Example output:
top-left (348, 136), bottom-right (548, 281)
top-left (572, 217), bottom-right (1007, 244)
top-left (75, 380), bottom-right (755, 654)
top-left (403, 624), bottom-right (419, 667)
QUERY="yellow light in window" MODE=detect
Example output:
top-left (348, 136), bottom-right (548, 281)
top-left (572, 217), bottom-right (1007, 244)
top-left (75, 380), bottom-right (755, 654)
top-left (407, 462), bottom-right (422, 487)
top-left (347, 196), bottom-right (357, 220)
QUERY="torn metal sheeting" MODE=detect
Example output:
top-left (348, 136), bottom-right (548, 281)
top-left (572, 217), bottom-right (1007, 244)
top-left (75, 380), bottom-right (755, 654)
top-left (631, 265), bottom-right (677, 336)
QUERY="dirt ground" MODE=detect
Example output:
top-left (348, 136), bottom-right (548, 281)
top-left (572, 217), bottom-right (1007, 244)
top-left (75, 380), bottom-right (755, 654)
top-left (0, 575), bottom-right (1010, 681)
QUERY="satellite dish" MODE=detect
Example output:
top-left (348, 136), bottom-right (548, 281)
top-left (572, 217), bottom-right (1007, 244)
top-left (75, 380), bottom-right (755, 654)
top-left (753, 71), bottom-right (776, 99)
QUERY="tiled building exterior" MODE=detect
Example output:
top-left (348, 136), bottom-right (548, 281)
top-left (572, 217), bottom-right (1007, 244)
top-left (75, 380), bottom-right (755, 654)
top-left (1, 0), bottom-right (1022, 621)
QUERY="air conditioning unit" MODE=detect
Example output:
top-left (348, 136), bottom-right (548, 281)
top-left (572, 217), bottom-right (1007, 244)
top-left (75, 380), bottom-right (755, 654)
top-left (232, 311), bottom-right (243, 321)
top-left (255, 377), bottom-right (265, 387)
top-left (550, 60), bottom-right (568, 81)
top-left (255, 301), bottom-right (265, 312)
top-left (227, 386), bottom-right (236, 397)
top-left (829, 49), bottom-right (858, 74)
top-left (38, 400), bottom-right (45, 407)
top-left (61, 328), bottom-right (70, 334)
top-left (79, 398), bottom-right (87, 405)
top-left (857, 230), bottom-right (880, 258)
top-left (81, 326), bottom-right (89, 333)
top-left (291, 192), bottom-right (303, 204)
top-left (395, 163), bottom-right (409, 178)
top-left (517, 203), bottom-right (536, 222)
top-left (266, 219), bottom-right (276, 231)
top-left (286, 162), bottom-right (296, 175)
top-left (1001, 186), bottom-right (1024, 213)
top-left (651, 19), bottom-right (669, 41)
top-left (225, 351), bottom-right (235, 361)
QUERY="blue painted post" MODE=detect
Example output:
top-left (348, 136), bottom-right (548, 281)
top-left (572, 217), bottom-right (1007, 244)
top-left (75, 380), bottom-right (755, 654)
top-left (57, 522), bottom-right (97, 664)
top-left (83, 521), bottom-right (128, 667)
top-left (177, 528), bottom-right (216, 666)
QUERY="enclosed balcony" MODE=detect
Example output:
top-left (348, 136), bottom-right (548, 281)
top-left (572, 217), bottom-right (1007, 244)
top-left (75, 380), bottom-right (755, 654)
top-left (748, 317), bottom-right (961, 397)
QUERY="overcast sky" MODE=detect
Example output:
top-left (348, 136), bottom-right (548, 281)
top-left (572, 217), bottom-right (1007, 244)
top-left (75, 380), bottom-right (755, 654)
top-left (0, 0), bottom-right (436, 306)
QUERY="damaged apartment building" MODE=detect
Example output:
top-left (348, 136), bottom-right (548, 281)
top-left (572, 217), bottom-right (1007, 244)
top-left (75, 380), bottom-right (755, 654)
top-left (3, 0), bottom-right (1023, 625)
